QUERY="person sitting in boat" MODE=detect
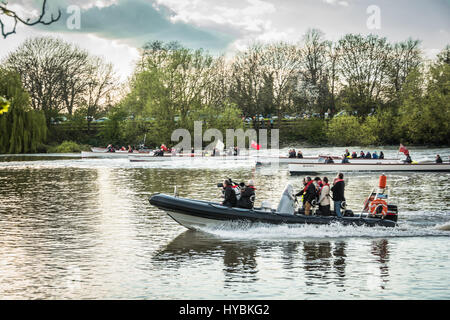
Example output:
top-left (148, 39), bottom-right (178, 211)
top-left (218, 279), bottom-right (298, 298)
top-left (288, 149), bottom-right (296, 158)
top-left (344, 149), bottom-right (350, 158)
top-left (351, 151), bottom-right (358, 159)
top-left (331, 173), bottom-right (345, 218)
top-left (238, 180), bottom-right (256, 209)
top-left (365, 151), bottom-right (372, 159)
top-left (342, 155), bottom-right (350, 164)
top-left (297, 150), bottom-right (303, 158)
top-left (318, 177), bottom-right (331, 216)
top-left (107, 144), bottom-right (115, 153)
top-left (325, 156), bottom-right (334, 164)
top-left (222, 179), bottom-right (237, 207)
top-left (436, 155), bottom-right (443, 163)
top-left (379, 151), bottom-right (385, 159)
top-left (120, 146), bottom-right (126, 151)
top-left (372, 151), bottom-right (379, 159)
top-left (359, 151), bottom-right (365, 158)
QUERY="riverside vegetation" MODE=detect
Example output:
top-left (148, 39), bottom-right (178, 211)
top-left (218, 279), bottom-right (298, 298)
top-left (0, 30), bottom-right (449, 153)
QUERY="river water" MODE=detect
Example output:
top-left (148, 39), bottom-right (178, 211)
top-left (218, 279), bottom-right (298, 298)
top-left (0, 147), bottom-right (449, 300)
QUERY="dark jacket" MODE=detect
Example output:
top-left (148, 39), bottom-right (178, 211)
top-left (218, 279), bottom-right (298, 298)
top-left (223, 185), bottom-right (237, 207)
top-left (331, 180), bottom-right (345, 201)
top-left (238, 186), bottom-right (255, 209)
top-left (303, 182), bottom-right (318, 203)
top-left (436, 156), bottom-right (443, 163)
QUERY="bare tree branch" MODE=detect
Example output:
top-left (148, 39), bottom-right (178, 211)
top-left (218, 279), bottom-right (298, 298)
top-left (0, 0), bottom-right (61, 39)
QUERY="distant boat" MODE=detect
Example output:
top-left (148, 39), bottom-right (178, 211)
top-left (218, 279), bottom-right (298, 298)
top-left (256, 155), bottom-right (402, 165)
top-left (289, 162), bottom-right (450, 174)
top-left (129, 154), bottom-right (251, 162)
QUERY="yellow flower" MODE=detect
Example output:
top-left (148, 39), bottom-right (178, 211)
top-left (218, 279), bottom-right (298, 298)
top-left (0, 97), bottom-right (10, 115)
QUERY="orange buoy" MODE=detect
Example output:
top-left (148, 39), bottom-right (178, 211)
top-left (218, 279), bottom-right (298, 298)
top-left (379, 174), bottom-right (387, 189)
top-left (369, 199), bottom-right (388, 216)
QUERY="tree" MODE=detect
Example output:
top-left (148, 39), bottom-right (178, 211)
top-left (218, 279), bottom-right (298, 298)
top-left (387, 39), bottom-right (422, 104)
top-left (229, 43), bottom-right (268, 122)
top-left (0, 95), bottom-right (9, 114)
top-left (263, 42), bottom-right (302, 125)
top-left (5, 37), bottom-right (118, 122)
top-left (0, 68), bottom-right (47, 153)
top-left (336, 34), bottom-right (391, 115)
top-left (297, 29), bottom-right (331, 116)
top-left (0, 0), bottom-right (60, 38)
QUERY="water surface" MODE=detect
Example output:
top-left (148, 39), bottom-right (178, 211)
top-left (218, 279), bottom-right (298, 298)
top-left (0, 147), bottom-right (449, 299)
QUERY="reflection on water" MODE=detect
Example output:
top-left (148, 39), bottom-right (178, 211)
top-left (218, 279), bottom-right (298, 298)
top-left (0, 150), bottom-right (449, 299)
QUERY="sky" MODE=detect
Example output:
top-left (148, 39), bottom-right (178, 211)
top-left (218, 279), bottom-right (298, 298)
top-left (0, 0), bottom-right (449, 80)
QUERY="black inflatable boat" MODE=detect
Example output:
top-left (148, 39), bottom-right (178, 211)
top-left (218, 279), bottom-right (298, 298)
top-left (149, 193), bottom-right (398, 229)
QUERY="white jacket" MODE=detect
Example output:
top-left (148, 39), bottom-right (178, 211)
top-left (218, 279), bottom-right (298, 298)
top-left (277, 184), bottom-right (295, 214)
top-left (318, 184), bottom-right (331, 206)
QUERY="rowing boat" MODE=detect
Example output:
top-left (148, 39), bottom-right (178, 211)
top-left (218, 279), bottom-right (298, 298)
top-left (289, 162), bottom-right (450, 174)
top-left (256, 156), bottom-right (402, 165)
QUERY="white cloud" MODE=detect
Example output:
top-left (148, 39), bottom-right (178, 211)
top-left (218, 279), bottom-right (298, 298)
top-left (156, 0), bottom-right (276, 33)
top-left (323, 0), bottom-right (350, 6)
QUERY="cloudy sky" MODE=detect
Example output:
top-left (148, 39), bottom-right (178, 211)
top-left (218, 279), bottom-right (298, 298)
top-left (1, 0), bottom-right (449, 80)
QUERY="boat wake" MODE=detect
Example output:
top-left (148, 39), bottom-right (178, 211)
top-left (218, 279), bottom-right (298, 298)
top-left (197, 221), bottom-right (450, 241)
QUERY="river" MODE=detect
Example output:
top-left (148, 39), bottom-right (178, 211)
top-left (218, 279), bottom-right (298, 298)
top-left (0, 146), bottom-right (449, 299)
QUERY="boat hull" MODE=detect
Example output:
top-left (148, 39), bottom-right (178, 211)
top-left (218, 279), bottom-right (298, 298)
top-left (256, 156), bottom-right (402, 165)
top-left (289, 163), bottom-right (450, 173)
top-left (149, 194), bottom-right (397, 229)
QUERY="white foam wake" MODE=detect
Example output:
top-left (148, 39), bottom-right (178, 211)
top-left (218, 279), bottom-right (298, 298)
top-left (197, 221), bottom-right (450, 240)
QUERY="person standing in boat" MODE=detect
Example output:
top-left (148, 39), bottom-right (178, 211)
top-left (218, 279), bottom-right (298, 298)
top-left (318, 177), bottom-right (331, 216)
top-left (222, 180), bottom-right (237, 207)
top-left (331, 173), bottom-right (345, 218)
top-left (303, 178), bottom-right (319, 216)
top-left (238, 180), bottom-right (256, 209)
top-left (295, 177), bottom-right (311, 209)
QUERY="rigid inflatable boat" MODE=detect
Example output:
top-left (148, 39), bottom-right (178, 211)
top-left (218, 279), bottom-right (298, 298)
top-left (149, 195), bottom-right (398, 230)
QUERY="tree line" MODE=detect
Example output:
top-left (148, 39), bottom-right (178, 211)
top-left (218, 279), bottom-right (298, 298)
top-left (0, 30), bottom-right (449, 153)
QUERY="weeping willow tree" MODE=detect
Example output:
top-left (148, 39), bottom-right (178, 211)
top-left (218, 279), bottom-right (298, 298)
top-left (0, 68), bottom-right (47, 153)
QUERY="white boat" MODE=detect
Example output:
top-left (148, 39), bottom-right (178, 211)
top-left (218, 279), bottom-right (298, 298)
top-left (82, 151), bottom-right (153, 158)
top-left (129, 154), bottom-right (251, 162)
top-left (255, 156), bottom-right (402, 165)
top-left (289, 162), bottom-right (450, 174)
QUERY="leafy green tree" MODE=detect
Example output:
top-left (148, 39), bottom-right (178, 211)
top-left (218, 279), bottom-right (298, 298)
top-left (0, 69), bottom-right (47, 153)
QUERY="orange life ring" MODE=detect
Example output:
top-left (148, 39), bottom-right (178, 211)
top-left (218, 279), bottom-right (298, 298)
top-left (368, 199), bottom-right (388, 216)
